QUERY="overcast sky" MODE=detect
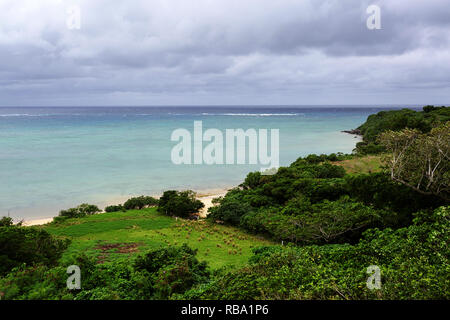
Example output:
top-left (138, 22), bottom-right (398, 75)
top-left (0, 0), bottom-right (449, 106)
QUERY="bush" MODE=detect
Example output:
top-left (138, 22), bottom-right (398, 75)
top-left (52, 216), bottom-right (69, 223)
top-left (134, 244), bottom-right (209, 299)
top-left (207, 151), bottom-right (444, 244)
top-left (187, 206), bottom-right (449, 300)
top-left (104, 204), bottom-right (125, 213)
top-left (157, 190), bottom-right (204, 218)
top-left (0, 265), bottom-right (70, 300)
top-left (345, 172), bottom-right (445, 226)
top-left (355, 141), bottom-right (386, 155)
top-left (378, 123), bottom-right (450, 201)
top-left (0, 216), bottom-right (14, 227)
top-left (240, 172), bottom-right (262, 190)
top-left (208, 193), bottom-right (252, 224)
top-left (240, 196), bottom-right (386, 245)
top-left (355, 106), bottom-right (450, 154)
top-left (58, 203), bottom-right (101, 219)
top-left (0, 226), bottom-right (70, 276)
top-left (123, 196), bottom-right (159, 210)
top-left (0, 244), bottom-right (210, 300)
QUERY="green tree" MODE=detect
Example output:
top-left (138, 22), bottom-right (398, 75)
top-left (0, 216), bottom-right (15, 227)
top-left (208, 193), bottom-right (252, 224)
top-left (355, 106), bottom-right (450, 154)
top-left (134, 244), bottom-right (209, 299)
top-left (187, 206), bottom-right (449, 300)
top-left (58, 203), bottom-right (101, 219)
top-left (123, 196), bottom-right (159, 210)
top-left (104, 204), bottom-right (125, 212)
top-left (378, 122), bottom-right (450, 201)
top-left (157, 190), bottom-right (204, 218)
top-left (0, 226), bottom-right (69, 276)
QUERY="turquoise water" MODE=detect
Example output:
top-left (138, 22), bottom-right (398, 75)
top-left (0, 106), bottom-right (397, 220)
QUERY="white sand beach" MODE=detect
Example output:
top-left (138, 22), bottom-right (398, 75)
top-left (22, 217), bottom-right (54, 226)
top-left (197, 191), bottom-right (228, 218)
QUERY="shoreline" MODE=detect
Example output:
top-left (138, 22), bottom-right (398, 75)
top-left (22, 187), bottom-right (231, 226)
top-left (19, 131), bottom-right (360, 227)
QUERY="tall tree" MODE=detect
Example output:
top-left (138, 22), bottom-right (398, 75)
top-left (378, 122), bottom-right (450, 201)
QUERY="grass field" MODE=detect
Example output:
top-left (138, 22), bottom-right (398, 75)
top-left (42, 208), bottom-right (273, 269)
top-left (39, 155), bottom-right (380, 271)
top-left (334, 155), bottom-right (383, 174)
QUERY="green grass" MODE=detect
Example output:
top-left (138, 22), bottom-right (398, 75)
top-left (334, 155), bottom-right (383, 174)
top-left (37, 156), bottom-right (383, 270)
top-left (42, 208), bottom-right (273, 269)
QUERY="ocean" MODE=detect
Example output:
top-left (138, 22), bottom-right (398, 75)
top-left (0, 106), bottom-right (416, 220)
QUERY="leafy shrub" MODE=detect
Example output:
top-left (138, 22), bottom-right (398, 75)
top-left (303, 153), bottom-right (348, 163)
top-left (123, 196), bottom-right (159, 210)
top-left (208, 193), bottom-right (253, 224)
top-left (0, 226), bottom-right (70, 276)
top-left (104, 204), bottom-right (125, 212)
top-left (0, 244), bottom-right (209, 300)
top-left (134, 244), bottom-right (209, 299)
top-left (157, 190), bottom-right (204, 218)
top-left (355, 106), bottom-right (450, 154)
top-left (0, 264), bottom-right (70, 300)
top-left (240, 171), bottom-right (262, 190)
top-left (345, 172), bottom-right (445, 226)
top-left (240, 196), bottom-right (387, 245)
top-left (187, 206), bottom-right (449, 300)
top-left (355, 141), bottom-right (386, 155)
top-left (378, 123), bottom-right (450, 201)
top-left (58, 203), bottom-right (101, 219)
top-left (207, 151), bottom-right (444, 245)
top-left (0, 216), bottom-right (14, 227)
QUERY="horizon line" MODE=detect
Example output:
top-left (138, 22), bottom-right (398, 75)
top-left (0, 104), bottom-right (432, 108)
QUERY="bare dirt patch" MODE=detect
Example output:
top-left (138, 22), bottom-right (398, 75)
top-left (94, 242), bottom-right (141, 263)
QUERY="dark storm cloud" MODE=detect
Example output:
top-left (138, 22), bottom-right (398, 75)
top-left (0, 0), bottom-right (449, 106)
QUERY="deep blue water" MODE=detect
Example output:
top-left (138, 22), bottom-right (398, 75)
top-left (0, 106), bottom-right (419, 220)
